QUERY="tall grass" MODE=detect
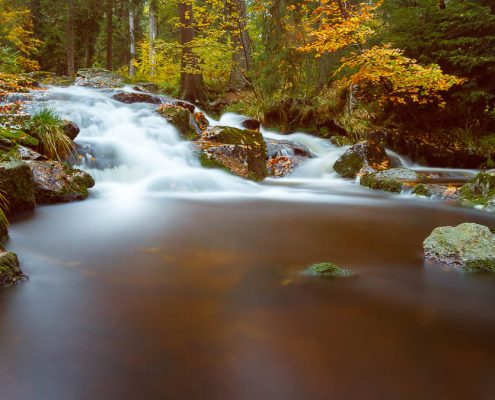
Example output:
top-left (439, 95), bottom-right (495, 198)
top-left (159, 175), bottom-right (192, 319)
top-left (28, 108), bottom-right (75, 161)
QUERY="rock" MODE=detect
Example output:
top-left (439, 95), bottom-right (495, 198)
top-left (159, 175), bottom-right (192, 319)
top-left (370, 129), bottom-right (486, 169)
top-left (196, 126), bottom-right (268, 181)
top-left (458, 170), bottom-right (495, 212)
top-left (0, 127), bottom-right (39, 149)
top-left (133, 82), bottom-right (159, 93)
top-left (75, 68), bottom-right (124, 88)
top-left (423, 223), bottom-right (495, 272)
top-left (265, 139), bottom-right (312, 178)
top-left (412, 184), bottom-right (460, 201)
top-left (0, 161), bottom-right (36, 213)
top-left (157, 104), bottom-right (199, 140)
top-left (112, 92), bottom-right (162, 105)
top-left (306, 262), bottom-right (354, 278)
top-left (0, 248), bottom-right (25, 287)
top-left (25, 160), bottom-right (95, 203)
top-left (0, 210), bottom-right (8, 243)
top-left (330, 135), bottom-right (355, 147)
top-left (194, 112), bottom-right (209, 132)
top-left (174, 100), bottom-right (196, 113)
top-left (241, 119), bottom-right (261, 132)
top-left (361, 168), bottom-right (422, 193)
top-left (63, 120), bottom-right (80, 141)
top-left (333, 140), bottom-right (391, 179)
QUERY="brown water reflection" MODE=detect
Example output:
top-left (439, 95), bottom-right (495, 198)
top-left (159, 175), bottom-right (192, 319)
top-left (1, 196), bottom-right (495, 400)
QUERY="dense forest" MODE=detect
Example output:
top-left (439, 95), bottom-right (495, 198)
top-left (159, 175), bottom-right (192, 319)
top-left (1, 0), bottom-right (495, 144)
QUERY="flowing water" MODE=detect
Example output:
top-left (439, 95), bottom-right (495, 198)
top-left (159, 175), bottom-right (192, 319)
top-left (1, 87), bottom-right (495, 400)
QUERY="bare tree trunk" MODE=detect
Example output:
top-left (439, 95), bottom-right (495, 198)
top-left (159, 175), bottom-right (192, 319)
top-left (129, 1), bottom-right (136, 77)
top-left (149, 0), bottom-right (157, 76)
top-left (178, 0), bottom-right (207, 103)
top-left (226, 0), bottom-right (252, 89)
top-left (106, 0), bottom-right (113, 70)
top-left (67, 0), bottom-right (75, 76)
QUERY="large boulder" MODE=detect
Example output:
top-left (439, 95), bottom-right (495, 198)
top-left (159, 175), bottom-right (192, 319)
top-left (0, 161), bottom-right (36, 213)
top-left (112, 92), bottom-right (162, 105)
top-left (458, 170), bottom-right (495, 212)
top-left (157, 104), bottom-right (199, 140)
top-left (333, 140), bottom-right (391, 179)
top-left (25, 159), bottom-right (95, 203)
top-left (423, 223), bottom-right (495, 272)
top-left (196, 126), bottom-right (268, 181)
top-left (360, 168), bottom-right (422, 193)
top-left (0, 247), bottom-right (25, 287)
top-left (75, 68), bottom-right (124, 88)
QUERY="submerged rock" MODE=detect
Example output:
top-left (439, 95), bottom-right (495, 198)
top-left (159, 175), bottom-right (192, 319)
top-left (333, 140), bottom-right (391, 179)
top-left (0, 161), bottom-right (36, 213)
top-left (361, 168), bottom-right (421, 193)
top-left (157, 104), bottom-right (198, 140)
top-left (424, 223), bottom-right (495, 272)
top-left (196, 126), bottom-right (268, 181)
top-left (306, 262), bottom-right (354, 278)
top-left (412, 183), bottom-right (460, 201)
top-left (26, 159), bottom-right (95, 203)
top-left (458, 170), bottom-right (495, 212)
top-left (0, 248), bottom-right (25, 287)
top-left (112, 92), bottom-right (162, 105)
top-left (75, 68), bottom-right (124, 88)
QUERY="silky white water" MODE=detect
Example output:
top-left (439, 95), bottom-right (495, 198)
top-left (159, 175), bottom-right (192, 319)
top-left (36, 86), bottom-right (476, 203)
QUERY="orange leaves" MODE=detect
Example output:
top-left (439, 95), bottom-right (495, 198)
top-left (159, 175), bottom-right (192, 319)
top-left (338, 45), bottom-right (465, 107)
top-left (0, 72), bottom-right (39, 96)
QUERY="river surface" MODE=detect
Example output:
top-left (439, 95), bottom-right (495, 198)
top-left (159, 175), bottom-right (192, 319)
top-left (1, 87), bottom-right (495, 400)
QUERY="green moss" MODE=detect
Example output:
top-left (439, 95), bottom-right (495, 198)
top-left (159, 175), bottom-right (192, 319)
top-left (0, 144), bottom-right (21, 162)
top-left (0, 209), bottom-right (8, 243)
top-left (307, 262), bottom-right (354, 278)
top-left (412, 184), bottom-right (429, 197)
top-left (199, 152), bottom-right (232, 174)
top-left (330, 135), bottom-right (355, 147)
top-left (464, 258), bottom-right (495, 273)
top-left (157, 105), bottom-right (197, 140)
top-left (0, 251), bottom-right (25, 287)
top-left (0, 127), bottom-right (39, 148)
top-left (459, 171), bottom-right (495, 208)
top-left (360, 173), bottom-right (402, 193)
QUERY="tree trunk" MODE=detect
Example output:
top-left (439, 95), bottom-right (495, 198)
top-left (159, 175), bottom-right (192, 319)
top-left (438, 0), bottom-right (446, 9)
top-left (149, 0), bottom-right (157, 76)
top-left (67, 0), bottom-right (75, 77)
top-left (178, 0), bottom-right (207, 103)
top-left (226, 0), bottom-right (252, 89)
top-left (129, 1), bottom-right (136, 77)
top-left (106, 0), bottom-right (113, 70)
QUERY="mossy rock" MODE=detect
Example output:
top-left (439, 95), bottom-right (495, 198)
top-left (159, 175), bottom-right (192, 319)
top-left (423, 223), bottom-right (495, 273)
top-left (157, 104), bottom-right (198, 140)
top-left (306, 262), bottom-right (354, 278)
top-left (458, 170), bottom-right (495, 212)
top-left (0, 160), bottom-right (36, 213)
top-left (0, 127), bottom-right (39, 148)
top-left (196, 126), bottom-right (268, 181)
top-left (333, 140), bottom-right (391, 179)
top-left (361, 168), bottom-right (421, 193)
top-left (0, 249), bottom-right (25, 288)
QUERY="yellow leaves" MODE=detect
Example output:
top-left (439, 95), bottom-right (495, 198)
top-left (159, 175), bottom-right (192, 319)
top-left (0, 72), bottom-right (39, 95)
top-left (338, 45), bottom-right (465, 107)
top-left (299, 0), bottom-right (383, 54)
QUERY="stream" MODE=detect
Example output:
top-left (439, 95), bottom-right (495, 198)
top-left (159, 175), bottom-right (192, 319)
top-left (1, 87), bottom-right (495, 400)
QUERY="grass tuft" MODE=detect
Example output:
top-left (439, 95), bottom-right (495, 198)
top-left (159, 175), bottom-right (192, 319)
top-left (28, 108), bottom-right (75, 161)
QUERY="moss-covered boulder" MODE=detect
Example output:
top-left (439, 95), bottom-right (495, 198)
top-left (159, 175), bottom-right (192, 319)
top-left (424, 223), bottom-right (495, 272)
top-left (333, 140), bottom-right (391, 179)
top-left (306, 262), bottom-right (354, 278)
top-left (0, 210), bottom-right (8, 243)
top-left (0, 248), bottom-right (25, 287)
top-left (196, 126), bottom-right (268, 181)
top-left (458, 170), bottom-right (495, 212)
top-left (0, 127), bottom-right (39, 148)
top-left (157, 104), bottom-right (198, 140)
top-left (75, 68), bottom-right (124, 88)
top-left (361, 168), bottom-right (422, 193)
top-left (0, 161), bottom-right (36, 213)
top-left (26, 159), bottom-right (95, 203)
